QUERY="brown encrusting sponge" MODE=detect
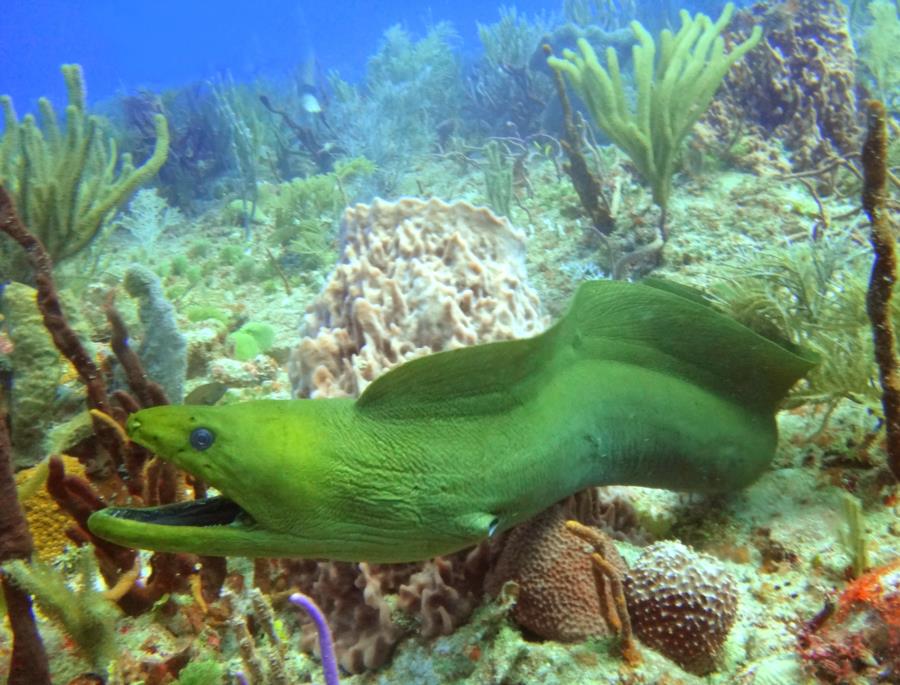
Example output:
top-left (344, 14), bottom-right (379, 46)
top-left (624, 541), bottom-right (738, 675)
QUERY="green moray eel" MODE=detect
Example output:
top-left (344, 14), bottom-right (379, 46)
top-left (88, 280), bottom-right (815, 562)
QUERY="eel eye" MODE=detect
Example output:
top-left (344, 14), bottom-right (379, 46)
top-left (189, 427), bottom-right (215, 451)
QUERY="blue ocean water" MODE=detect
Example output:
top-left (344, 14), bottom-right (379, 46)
top-left (1, 0), bottom-right (735, 110)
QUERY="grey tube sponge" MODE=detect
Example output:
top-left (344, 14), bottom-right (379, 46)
top-left (123, 265), bottom-right (187, 403)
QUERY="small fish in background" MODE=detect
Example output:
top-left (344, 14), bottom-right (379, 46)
top-left (299, 49), bottom-right (322, 115)
top-left (184, 382), bottom-right (228, 406)
top-left (294, 5), bottom-right (324, 116)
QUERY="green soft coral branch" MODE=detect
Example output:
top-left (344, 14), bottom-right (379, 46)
top-left (0, 64), bottom-right (169, 267)
top-left (88, 280), bottom-right (814, 563)
top-left (548, 3), bottom-right (761, 211)
top-left (2, 549), bottom-right (119, 672)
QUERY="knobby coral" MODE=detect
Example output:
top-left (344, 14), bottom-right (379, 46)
top-left (625, 541), bottom-right (738, 675)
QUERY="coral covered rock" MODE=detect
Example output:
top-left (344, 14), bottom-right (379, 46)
top-left (288, 197), bottom-right (546, 398)
top-left (484, 496), bottom-right (627, 642)
top-left (1, 282), bottom-right (66, 467)
top-left (706, 0), bottom-right (860, 171)
top-left (624, 541), bottom-right (737, 674)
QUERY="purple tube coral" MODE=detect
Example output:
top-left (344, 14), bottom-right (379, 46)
top-left (290, 592), bottom-right (340, 685)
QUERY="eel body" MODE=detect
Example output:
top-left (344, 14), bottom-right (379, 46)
top-left (88, 280), bottom-right (815, 562)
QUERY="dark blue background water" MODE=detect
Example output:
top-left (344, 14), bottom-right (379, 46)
top-left (1, 1), bottom-right (733, 113)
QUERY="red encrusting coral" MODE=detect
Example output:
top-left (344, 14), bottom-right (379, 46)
top-left (799, 560), bottom-right (900, 682)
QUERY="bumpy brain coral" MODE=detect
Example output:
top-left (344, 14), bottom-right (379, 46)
top-left (624, 541), bottom-right (738, 675)
top-left (288, 197), bottom-right (547, 398)
top-left (484, 497), bottom-right (627, 642)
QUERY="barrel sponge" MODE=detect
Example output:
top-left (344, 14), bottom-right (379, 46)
top-left (289, 197), bottom-right (547, 398)
top-left (624, 541), bottom-right (738, 674)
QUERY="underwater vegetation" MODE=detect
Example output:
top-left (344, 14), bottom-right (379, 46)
top-left (5, 0), bottom-right (900, 683)
top-left (0, 65), bottom-right (169, 282)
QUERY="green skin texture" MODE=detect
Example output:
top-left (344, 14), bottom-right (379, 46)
top-left (88, 281), bottom-right (815, 563)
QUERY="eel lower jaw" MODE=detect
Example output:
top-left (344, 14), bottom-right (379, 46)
top-left (86, 496), bottom-right (281, 557)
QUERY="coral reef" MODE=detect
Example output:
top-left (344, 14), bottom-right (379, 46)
top-left (624, 541), bottom-right (738, 675)
top-left (0, 402), bottom-right (51, 684)
top-left (119, 86), bottom-right (228, 212)
top-left (278, 200), bottom-right (548, 670)
top-left (228, 321), bottom-right (276, 362)
top-left (861, 99), bottom-right (900, 481)
top-left (470, 6), bottom-right (553, 138)
top-left (2, 6), bottom-right (898, 681)
top-left (799, 560), bottom-right (900, 682)
top-left (0, 186), bottom-right (221, 621)
top-left (289, 593), bottom-right (340, 685)
top-left (289, 197), bottom-right (546, 398)
top-left (112, 188), bottom-right (184, 249)
top-left (297, 561), bottom-right (400, 673)
top-left (260, 551), bottom-right (483, 675)
top-left (16, 455), bottom-right (84, 562)
top-left (3, 548), bottom-right (119, 672)
top-left (328, 24), bottom-right (464, 194)
top-left (397, 557), bottom-right (478, 639)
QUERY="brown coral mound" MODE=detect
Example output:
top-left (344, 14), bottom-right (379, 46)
top-left (484, 495), bottom-right (627, 642)
top-left (624, 541), bottom-right (738, 675)
top-left (289, 197), bottom-right (547, 398)
top-left (706, 0), bottom-right (861, 171)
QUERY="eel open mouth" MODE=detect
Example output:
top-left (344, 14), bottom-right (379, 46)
top-left (100, 496), bottom-right (249, 528)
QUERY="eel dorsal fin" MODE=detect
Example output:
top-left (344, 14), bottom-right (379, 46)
top-left (564, 280), bottom-right (816, 413)
top-left (355, 280), bottom-right (816, 420)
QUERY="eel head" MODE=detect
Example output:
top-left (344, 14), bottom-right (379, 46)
top-left (87, 401), bottom-right (368, 560)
